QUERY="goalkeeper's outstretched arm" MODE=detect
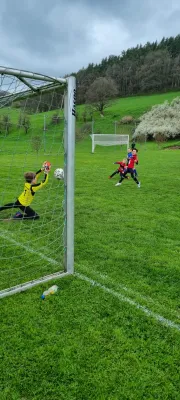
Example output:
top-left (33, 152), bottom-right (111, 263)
top-left (32, 162), bottom-right (51, 193)
top-left (31, 173), bottom-right (49, 193)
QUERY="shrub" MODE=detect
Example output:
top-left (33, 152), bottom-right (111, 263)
top-left (12, 101), bottom-right (21, 109)
top-left (120, 115), bottom-right (134, 124)
top-left (154, 133), bottom-right (167, 148)
top-left (76, 123), bottom-right (92, 141)
top-left (17, 113), bottom-right (31, 134)
top-left (31, 136), bottom-right (42, 154)
top-left (51, 114), bottom-right (62, 124)
top-left (0, 114), bottom-right (12, 135)
top-left (81, 106), bottom-right (94, 122)
top-left (133, 97), bottom-right (180, 141)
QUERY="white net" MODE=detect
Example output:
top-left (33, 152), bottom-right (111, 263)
top-left (0, 68), bottom-right (70, 295)
top-left (91, 134), bottom-right (129, 152)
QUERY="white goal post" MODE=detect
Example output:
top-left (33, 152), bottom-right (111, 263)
top-left (0, 66), bottom-right (76, 298)
top-left (91, 134), bottom-right (129, 153)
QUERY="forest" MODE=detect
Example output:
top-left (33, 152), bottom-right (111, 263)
top-left (72, 35), bottom-right (180, 104)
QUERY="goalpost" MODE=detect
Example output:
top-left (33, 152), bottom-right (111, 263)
top-left (0, 66), bottom-right (76, 298)
top-left (91, 134), bottom-right (129, 153)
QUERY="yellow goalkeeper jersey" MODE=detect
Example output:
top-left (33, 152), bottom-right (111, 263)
top-left (18, 170), bottom-right (48, 207)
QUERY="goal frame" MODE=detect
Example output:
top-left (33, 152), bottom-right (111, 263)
top-left (91, 133), bottom-right (129, 153)
top-left (0, 67), bottom-right (76, 298)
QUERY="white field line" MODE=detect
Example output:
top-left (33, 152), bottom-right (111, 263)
top-left (75, 272), bottom-right (180, 332)
top-left (80, 269), bottom-right (180, 320)
top-left (0, 230), bottom-right (180, 332)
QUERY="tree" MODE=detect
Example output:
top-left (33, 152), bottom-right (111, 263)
top-left (18, 113), bottom-right (31, 134)
top-left (31, 136), bottom-right (42, 154)
top-left (73, 34), bottom-right (180, 100)
top-left (133, 97), bottom-right (180, 141)
top-left (0, 114), bottom-right (12, 136)
top-left (85, 77), bottom-right (118, 114)
top-left (138, 50), bottom-right (172, 93)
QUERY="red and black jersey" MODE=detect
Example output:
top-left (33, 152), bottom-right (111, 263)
top-left (127, 154), bottom-right (138, 169)
top-left (133, 154), bottom-right (138, 164)
top-left (115, 161), bottom-right (126, 173)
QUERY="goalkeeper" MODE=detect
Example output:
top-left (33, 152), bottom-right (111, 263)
top-left (0, 161), bottom-right (51, 220)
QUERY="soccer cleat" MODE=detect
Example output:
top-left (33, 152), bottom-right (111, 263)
top-left (137, 182), bottom-right (141, 188)
top-left (115, 182), bottom-right (121, 186)
top-left (108, 176), bottom-right (112, 179)
top-left (13, 211), bottom-right (23, 219)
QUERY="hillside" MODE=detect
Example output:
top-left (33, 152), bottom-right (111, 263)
top-left (76, 90), bottom-right (180, 135)
top-left (1, 90), bottom-right (180, 140)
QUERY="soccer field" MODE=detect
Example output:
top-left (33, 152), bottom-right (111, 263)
top-left (1, 136), bottom-right (180, 399)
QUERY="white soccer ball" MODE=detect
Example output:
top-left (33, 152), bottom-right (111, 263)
top-left (54, 168), bottom-right (64, 180)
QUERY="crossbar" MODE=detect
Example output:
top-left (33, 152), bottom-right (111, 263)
top-left (0, 66), bottom-right (67, 84)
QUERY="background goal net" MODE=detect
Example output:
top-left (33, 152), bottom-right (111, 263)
top-left (91, 134), bottom-right (129, 153)
top-left (0, 67), bottom-right (76, 298)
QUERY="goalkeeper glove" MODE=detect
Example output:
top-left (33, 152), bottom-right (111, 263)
top-left (42, 161), bottom-right (51, 173)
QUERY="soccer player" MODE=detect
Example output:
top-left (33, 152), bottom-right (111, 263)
top-left (127, 148), bottom-right (133, 161)
top-left (109, 158), bottom-right (129, 183)
top-left (132, 148), bottom-right (138, 177)
top-left (131, 140), bottom-right (136, 150)
top-left (115, 149), bottom-right (140, 187)
top-left (0, 162), bottom-right (51, 220)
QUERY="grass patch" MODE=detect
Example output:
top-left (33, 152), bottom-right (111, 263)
top-left (0, 134), bottom-right (180, 399)
top-left (0, 90), bottom-right (180, 398)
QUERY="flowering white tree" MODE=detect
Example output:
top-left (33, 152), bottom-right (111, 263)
top-left (133, 97), bottom-right (180, 141)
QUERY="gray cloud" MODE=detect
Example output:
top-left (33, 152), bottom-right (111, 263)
top-left (0, 0), bottom-right (180, 78)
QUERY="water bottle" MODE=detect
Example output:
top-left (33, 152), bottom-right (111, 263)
top-left (41, 285), bottom-right (58, 299)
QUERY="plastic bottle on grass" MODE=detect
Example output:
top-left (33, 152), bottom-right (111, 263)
top-left (41, 285), bottom-right (58, 299)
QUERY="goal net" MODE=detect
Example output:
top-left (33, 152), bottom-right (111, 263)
top-left (0, 67), bottom-right (76, 298)
top-left (91, 134), bottom-right (129, 153)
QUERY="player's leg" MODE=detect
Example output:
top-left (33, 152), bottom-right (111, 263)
top-left (130, 171), bottom-right (140, 186)
top-left (12, 204), bottom-right (39, 220)
top-left (0, 200), bottom-right (20, 212)
top-left (115, 168), bottom-right (131, 186)
top-left (23, 206), bottom-right (40, 220)
top-left (109, 169), bottom-right (119, 178)
top-left (115, 171), bottom-right (126, 186)
top-left (120, 169), bottom-right (129, 182)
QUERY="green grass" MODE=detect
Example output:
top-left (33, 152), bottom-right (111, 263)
top-left (1, 275), bottom-right (180, 400)
top-left (106, 91), bottom-right (180, 118)
top-left (76, 90), bottom-right (180, 135)
top-left (0, 91), bottom-right (180, 399)
top-left (0, 135), bottom-right (180, 399)
top-left (2, 89), bottom-right (180, 137)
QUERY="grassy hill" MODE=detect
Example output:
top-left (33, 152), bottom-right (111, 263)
top-left (76, 90), bottom-right (180, 136)
top-left (1, 90), bottom-right (180, 140)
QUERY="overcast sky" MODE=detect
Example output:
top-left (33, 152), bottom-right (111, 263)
top-left (0, 0), bottom-right (180, 78)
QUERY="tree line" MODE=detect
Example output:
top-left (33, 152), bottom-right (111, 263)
top-left (72, 35), bottom-right (180, 104)
top-left (1, 35), bottom-right (180, 116)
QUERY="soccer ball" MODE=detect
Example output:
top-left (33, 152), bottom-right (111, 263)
top-left (54, 168), bottom-right (64, 180)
